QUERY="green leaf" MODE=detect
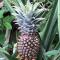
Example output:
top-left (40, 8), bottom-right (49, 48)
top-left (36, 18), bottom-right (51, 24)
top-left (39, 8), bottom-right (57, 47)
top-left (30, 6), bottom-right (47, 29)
top-left (40, 0), bottom-right (58, 50)
top-left (3, 15), bottom-right (15, 29)
top-left (0, 32), bottom-right (5, 45)
top-left (0, 10), bottom-right (4, 18)
top-left (4, 0), bottom-right (15, 13)
top-left (0, 52), bottom-right (9, 60)
top-left (37, 0), bottom-right (45, 2)
top-left (4, 22), bottom-right (12, 29)
top-left (58, 0), bottom-right (60, 40)
top-left (21, 0), bottom-right (27, 5)
top-left (5, 54), bottom-right (18, 60)
top-left (3, 15), bottom-right (15, 23)
top-left (0, 47), bottom-right (9, 55)
top-left (44, 50), bottom-right (59, 57)
top-left (44, 48), bottom-right (60, 59)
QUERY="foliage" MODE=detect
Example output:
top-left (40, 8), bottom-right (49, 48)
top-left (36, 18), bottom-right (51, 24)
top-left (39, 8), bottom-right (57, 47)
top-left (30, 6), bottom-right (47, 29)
top-left (0, 0), bottom-right (58, 60)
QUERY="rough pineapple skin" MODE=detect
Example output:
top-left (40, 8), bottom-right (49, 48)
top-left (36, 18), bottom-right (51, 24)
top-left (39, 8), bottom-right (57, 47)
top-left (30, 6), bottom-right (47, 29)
top-left (17, 32), bottom-right (41, 60)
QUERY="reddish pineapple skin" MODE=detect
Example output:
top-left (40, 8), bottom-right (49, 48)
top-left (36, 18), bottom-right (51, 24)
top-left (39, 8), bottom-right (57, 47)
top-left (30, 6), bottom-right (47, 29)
top-left (17, 32), bottom-right (41, 60)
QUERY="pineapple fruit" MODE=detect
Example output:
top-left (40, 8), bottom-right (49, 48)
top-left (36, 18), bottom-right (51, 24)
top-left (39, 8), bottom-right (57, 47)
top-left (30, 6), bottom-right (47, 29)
top-left (17, 32), bottom-right (40, 60)
top-left (12, 0), bottom-right (48, 60)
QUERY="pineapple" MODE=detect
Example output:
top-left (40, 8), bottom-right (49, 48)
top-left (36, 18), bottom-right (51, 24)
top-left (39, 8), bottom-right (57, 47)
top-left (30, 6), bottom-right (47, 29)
top-left (12, 0), bottom-right (48, 60)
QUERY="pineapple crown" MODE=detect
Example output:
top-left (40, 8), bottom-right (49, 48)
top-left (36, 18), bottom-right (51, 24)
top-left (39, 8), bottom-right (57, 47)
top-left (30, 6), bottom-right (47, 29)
top-left (12, 0), bottom-right (49, 33)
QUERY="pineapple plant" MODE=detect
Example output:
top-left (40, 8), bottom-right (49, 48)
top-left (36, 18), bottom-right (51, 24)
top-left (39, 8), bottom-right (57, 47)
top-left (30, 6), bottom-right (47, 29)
top-left (12, 0), bottom-right (49, 60)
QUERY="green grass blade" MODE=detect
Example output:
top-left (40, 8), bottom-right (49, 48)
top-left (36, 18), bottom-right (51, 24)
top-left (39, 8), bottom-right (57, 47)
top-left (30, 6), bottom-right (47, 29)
top-left (40, 0), bottom-right (58, 50)
top-left (58, 0), bottom-right (60, 40)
